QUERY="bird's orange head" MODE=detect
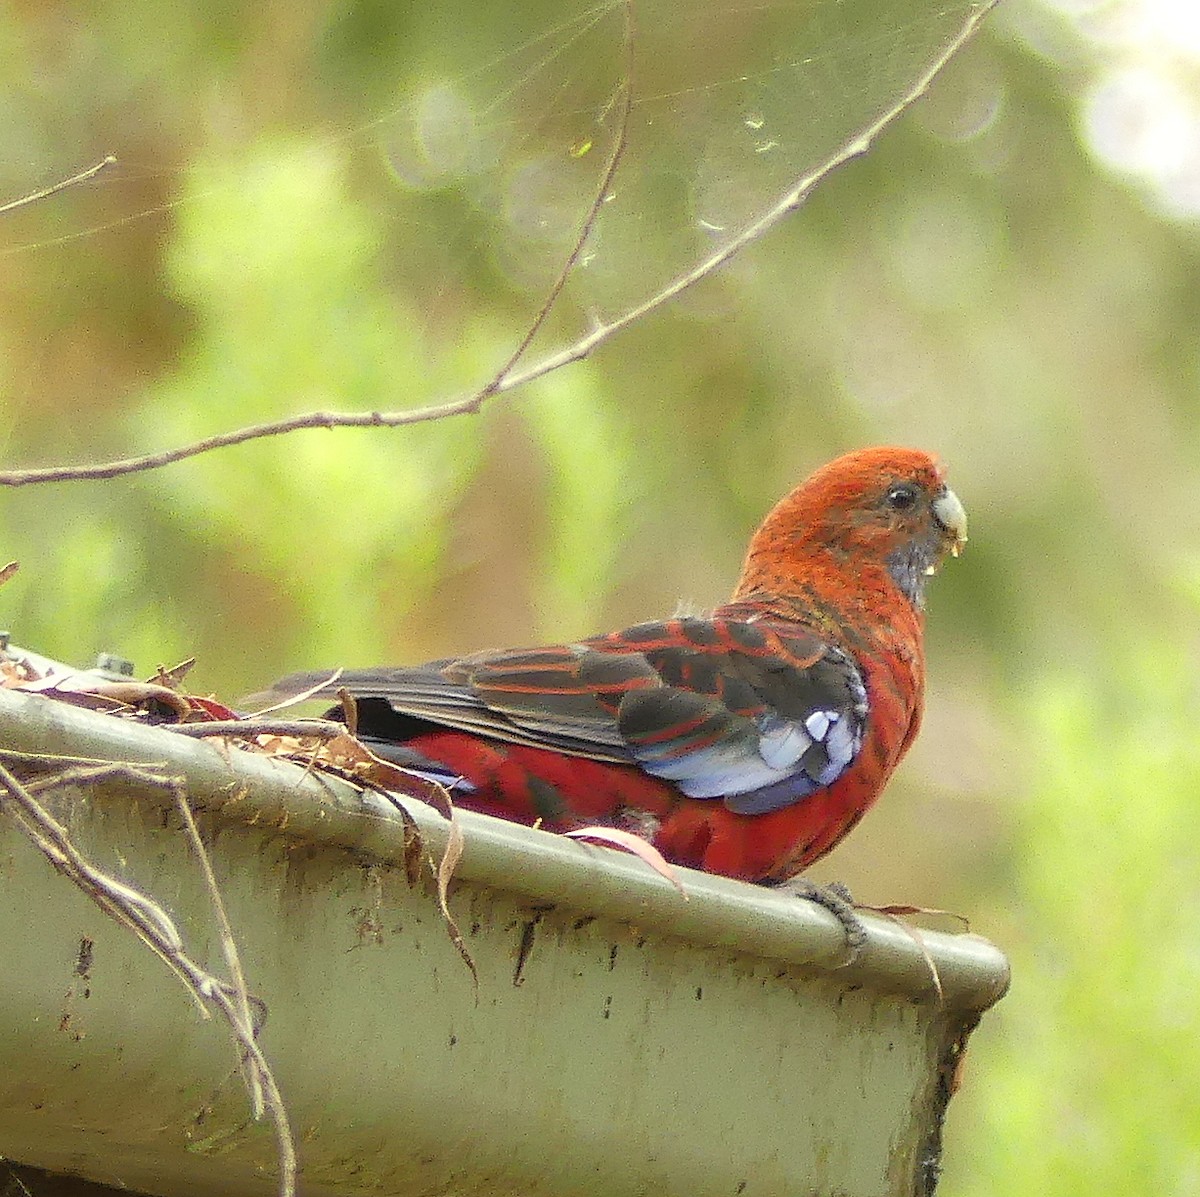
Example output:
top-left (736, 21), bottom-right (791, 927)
top-left (734, 447), bottom-right (967, 609)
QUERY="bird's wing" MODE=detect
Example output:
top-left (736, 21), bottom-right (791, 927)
top-left (594, 616), bottom-right (868, 813)
top-left (268, 615), bottom-right (868, 813)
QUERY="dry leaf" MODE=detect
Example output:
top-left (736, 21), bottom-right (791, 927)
top-left (433, 815), bottom-right (477, 990)
top-left (0, 656), bottom-right (36, 688)
top-left (858, 902), bottom-right (970, 932)
top-left (148, 658), bottom-right (197, 689)
top-left (12, 673), bottom-right (193, 718)
top-left (182, 695), bottom-right (241, 721)
top-left (315, 733), bottom-right (476, 985)
top-left (565, 827), bottom-right (687, 897)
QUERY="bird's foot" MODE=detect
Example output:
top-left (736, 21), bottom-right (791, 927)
top-left (778, 878), bottom-right (867, 965)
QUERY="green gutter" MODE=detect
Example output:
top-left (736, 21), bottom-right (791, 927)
top-left (0, 687), bottom-right (1008, 1196)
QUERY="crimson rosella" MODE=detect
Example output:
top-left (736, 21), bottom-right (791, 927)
top-left (268, 447), bottom-right (965, 884)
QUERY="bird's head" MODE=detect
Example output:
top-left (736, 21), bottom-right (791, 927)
top-left (736, 447), bottom-right (967, 609)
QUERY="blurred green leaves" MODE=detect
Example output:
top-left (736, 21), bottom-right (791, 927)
top-left (521, 371), bottom-right (642, 636)
top-left (133, 141), bottom-right (493, 672)
top-left (947, 630), bottom-right (1200, 1195)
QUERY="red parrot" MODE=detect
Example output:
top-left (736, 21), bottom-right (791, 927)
top-left (268, 447), bottom-right (965, 884)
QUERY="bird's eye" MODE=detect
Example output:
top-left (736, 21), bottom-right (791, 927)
top-left (885, 483), bottom-right (919, 510)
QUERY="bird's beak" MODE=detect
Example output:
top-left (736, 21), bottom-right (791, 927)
top-left (932, 486), bottom-right (968, 558)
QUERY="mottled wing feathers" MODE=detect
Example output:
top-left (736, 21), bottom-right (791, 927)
top-left (446, 645), bottom-right (659, 754)
top-left (311, 649), bottom-right (645, 761)
top-left (288, 613), bottom-right (868, 814)
top-left (599, 618), bottom-right (867, 812)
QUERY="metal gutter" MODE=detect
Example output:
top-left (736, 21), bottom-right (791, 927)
top-left (0, 686), bottom-right (1008, 1197)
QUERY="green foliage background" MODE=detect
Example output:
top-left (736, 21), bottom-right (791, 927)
top-left (3, 1), bottom-right (1200, 1192)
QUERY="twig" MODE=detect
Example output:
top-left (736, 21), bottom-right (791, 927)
top-left (2, 1162), bottom-right (35, 1197)
top-left (249, 668), bottom-right (344, 717)
top-left (0, 407), bottom-right (460, 484)
top-left (0, 56), bottom-right (630, 494)
top-left (476, 0), bottom-right (634, 401)
top-left (0, 748), bottom-right (170, 770)
top-left (0, 760), bottom-right (297, 1196)
top-left (0, 763), bottom-right (187, 956)
top-left (167, 718), bottom-right (349, 740)
top-left (170, 784), bottom-right (265, 1116)
top-left (0, 5), bottom-right (996, 488)
top-left (0, 157), bottom-right (117, 217)
top-left (337, 689), bottom-right (359, 738)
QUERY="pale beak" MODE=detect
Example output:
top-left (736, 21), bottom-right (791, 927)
top-left (932, 487), bottom-right (968, 558)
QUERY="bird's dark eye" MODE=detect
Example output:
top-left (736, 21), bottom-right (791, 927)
top-left (885, 483), bottom-right (919, 510)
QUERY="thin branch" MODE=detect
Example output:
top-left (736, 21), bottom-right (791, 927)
top-left (477, 0), bottom-right (635, 400)
top-left (0, 748), bottom-right (170, 770)
top-left (0, 5), bottom-right (996, 488)
top-left (248, 667), bottom-right (344, 717)
top-left (1, 1162), bottom-right (35, 1197)
top-left (166, 718), bottom-right (349, 740)
top-left (0, 157), bottom-right (117, 217)
top-left (0, 408), bottom-right (443, 485)
top-left (171, 784), bottom-right (265, 1116)
top-left (0, 763), bottom-right (186, 955)
top-left (0, 760), bottom-right (296, 1196)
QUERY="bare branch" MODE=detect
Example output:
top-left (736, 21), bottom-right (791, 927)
top-left (248, 668), bottom-right (344, 717)
top-left (477, 0), bottom-right (635, 399)
top-left (171, 783), bottom-right (265, 1116)
top-left (166, 718), bottom-right (349, 740)
top-left (0, 157), bottom-right (117, 217)
top-left (0, 747), bottom-right (169, 770)
top-left (0, 407), bottom-right (464, 485)
top-left (0, 5), bottom-right (994, 489)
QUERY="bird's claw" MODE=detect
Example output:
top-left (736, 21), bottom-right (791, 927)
top-left (779, 878), bottom-right (867, 966)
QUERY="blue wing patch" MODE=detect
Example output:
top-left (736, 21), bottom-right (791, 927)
top-left (618, 638), bottom-right (868, 814)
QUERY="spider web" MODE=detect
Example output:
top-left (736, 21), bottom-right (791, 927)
top-left (369, 0), bottom-right (995, 352)
top-left (0, 0), bottom-right (995, 419)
